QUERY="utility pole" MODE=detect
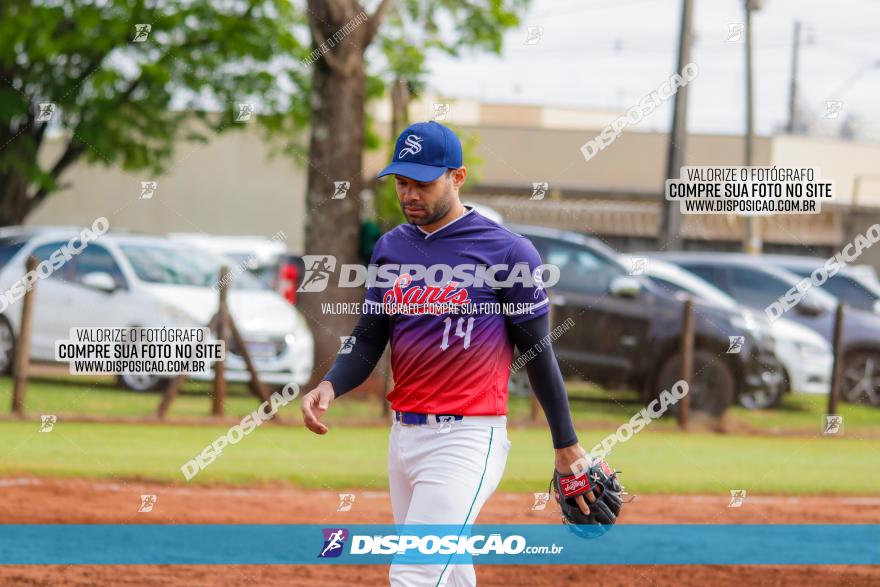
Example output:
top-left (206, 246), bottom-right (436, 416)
top-left (659, 0), bottom-right (694, 250)
top-left (743, 0), bottom-right (763, 254)
top-left (786, 20), bottom-right (801, 134)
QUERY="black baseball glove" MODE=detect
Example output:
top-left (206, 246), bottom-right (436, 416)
top-left (551, 457), bottom-right (623, 532)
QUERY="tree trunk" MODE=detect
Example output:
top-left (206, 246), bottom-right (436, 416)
top-left (0, 119), bottom-right (75, 225)
top-left (301, 1), bottom-right (371, 389)
top-left (390, 77), bottom-right (411, 137)
top-left (0, 170), bottom-right (32, 226)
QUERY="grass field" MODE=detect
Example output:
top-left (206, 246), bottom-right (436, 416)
top-left (1, 420), bottom-right (877, 493)
top-left (1, 418), bottom-right (878, 494)
top-left (1, 374), bottom-right (878, 494)
top-left (1, 374), bottom-right (879, 433)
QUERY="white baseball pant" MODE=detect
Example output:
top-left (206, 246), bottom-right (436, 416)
top-left (387, 413), bottom-right (510, 586)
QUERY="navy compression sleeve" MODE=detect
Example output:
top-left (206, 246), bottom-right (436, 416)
top-left (506, 313), bottom-right (579, 449)
top-left (322, 311), bottom-right (390, 398)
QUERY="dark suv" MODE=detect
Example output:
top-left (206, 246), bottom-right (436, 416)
top-left (509, 225), bottom-right (784, 415)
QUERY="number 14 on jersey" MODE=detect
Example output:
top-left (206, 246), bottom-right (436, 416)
top-left (441, 317), bottom-right (474, 350)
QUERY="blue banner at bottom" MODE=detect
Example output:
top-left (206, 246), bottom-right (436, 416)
top-left (0, 525), bottom-right (877, 565)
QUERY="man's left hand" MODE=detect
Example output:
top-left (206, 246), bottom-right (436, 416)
top-left (554, 443), bottom-right (596, 515)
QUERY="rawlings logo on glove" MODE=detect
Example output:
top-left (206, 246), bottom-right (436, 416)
top-left (558, 474), bottom-right (590, 497)
top-left (551, 457), bottom-right (624, 531)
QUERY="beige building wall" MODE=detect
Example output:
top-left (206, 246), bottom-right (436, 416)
top-left (770, 136), bottom-right (880, 207)
top-left (371, 96), bottom-right (869, 203)
top-left (366, 121), bottom-right (773, 194)
top-left (28, 128), bottom-right (310, 252)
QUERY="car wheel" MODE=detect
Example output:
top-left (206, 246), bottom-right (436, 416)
top-left (0, 317), bottom-right (15, 375)
top-left (508, 367), bottom-right (531, 398)
top-left (842, 351), bottom-right (880, 407)
top-left (117, 373), bottom-right (169, 393)
top-left (737, 365), bottom-right (787, 410)
top-left (656, 349), bottom-right (735, 417)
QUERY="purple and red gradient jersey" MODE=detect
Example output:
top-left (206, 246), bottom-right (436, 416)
top-left (365, 206), bottom-right (549, 415)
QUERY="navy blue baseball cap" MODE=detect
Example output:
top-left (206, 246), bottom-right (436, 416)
top-left (377, 121), bottom-right (463, 182)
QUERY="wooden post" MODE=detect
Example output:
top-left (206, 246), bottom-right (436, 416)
top-left (678, 296), bottom-right (694, 430)
top-left (212, 266), bottom-right (230, 417)
top-left (157, 313), bottom-right (220, 419)
top-left (11, 256), bottom-right (37, 415)
top-left (827, 303), bottom-right (846, 417)
top-left (225, 312), bottom-right (271, 404)
top-left (156, 372), bottom-right (189, 419)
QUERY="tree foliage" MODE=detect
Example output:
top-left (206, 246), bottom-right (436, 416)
top-left (0, 0), bottom-right (309, 223)
top-left (0, 0), bottom-right (529, 225)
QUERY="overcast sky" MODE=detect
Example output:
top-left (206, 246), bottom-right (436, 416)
top-left (424, 0), bottom-right (879, 139)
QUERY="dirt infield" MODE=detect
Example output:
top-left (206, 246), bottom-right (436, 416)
top-left (2, 477), bottom-right (879, 586)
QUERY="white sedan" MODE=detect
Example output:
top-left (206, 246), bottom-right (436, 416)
top-left (0, 227), bottom-right (314, 392)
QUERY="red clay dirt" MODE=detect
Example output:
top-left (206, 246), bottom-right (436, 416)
top-left (1, 477), bottom-right (878, 586)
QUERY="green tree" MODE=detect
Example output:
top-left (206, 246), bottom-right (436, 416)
top-left (0, 0), bottom-right (308, 224)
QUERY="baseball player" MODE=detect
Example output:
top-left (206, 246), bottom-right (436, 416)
top-left (301, 121), bottom-right (605, 585)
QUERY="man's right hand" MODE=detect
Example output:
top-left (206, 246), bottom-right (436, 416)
top-left (301, 381), bottom-right (335, 434)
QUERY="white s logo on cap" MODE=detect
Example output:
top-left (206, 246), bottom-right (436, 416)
top-left (398, 134), bottom-right (423, 158)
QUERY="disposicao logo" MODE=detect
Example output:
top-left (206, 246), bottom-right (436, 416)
top-left (318, 528), bottom-right (349, 558)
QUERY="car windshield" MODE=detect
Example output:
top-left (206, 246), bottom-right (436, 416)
top-left (833, 269), bottom-right (880, 300)
top-left (120, 243), bottom-right (268, 289)
top-left (773, 267), bottom-right (838, 310)
top-left (778, 260), bottom-right (880, 301)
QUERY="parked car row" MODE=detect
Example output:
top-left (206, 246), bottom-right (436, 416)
top-left (649, 252), bottom-right (880, 407)
top-left (505, 220), bottom-right (880, 411)
top-left (620, 256), bottom-right (833, 406)
top-left (177, 220), bottom-right (878, 409)
top-left (3, 218), bottom-right (876, 411)
top-left (508, 224), bottom-right (786, 415)
top-left (0, 226), bottom-right (314, 392)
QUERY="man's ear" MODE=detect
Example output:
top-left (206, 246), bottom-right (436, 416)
top-left (451, 166), bottom-right (467, 188)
